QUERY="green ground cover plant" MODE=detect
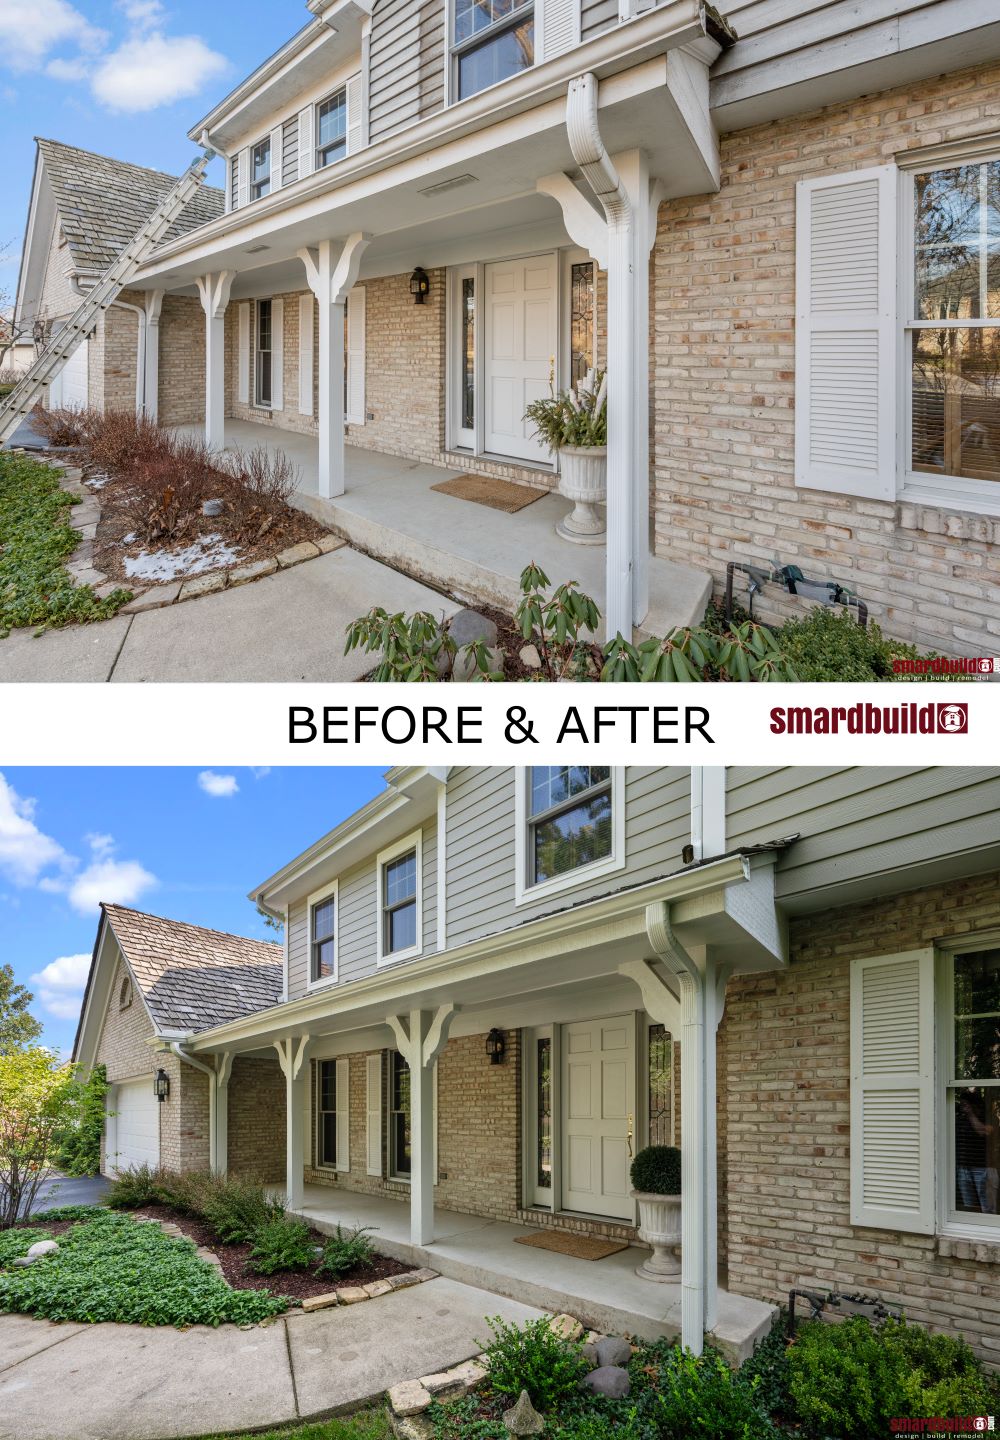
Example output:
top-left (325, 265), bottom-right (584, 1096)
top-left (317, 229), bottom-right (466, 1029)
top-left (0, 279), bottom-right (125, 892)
top-left (0, 452), bottom-right (130, 636)
top-left (0, 1210), bottom-right (287, 1326)
top-left (317, 1224), bottom-right (377, 1280)
top-left (205, 1407), bottom-right (391, 1440)
top-left (248, 1215), bottom-right (315, 1275)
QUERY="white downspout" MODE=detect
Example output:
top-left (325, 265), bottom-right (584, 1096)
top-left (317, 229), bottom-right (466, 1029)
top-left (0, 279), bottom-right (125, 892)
top-left (566, 73), bottom-right (634, 642)
top-left (171, 1042), bottom-right (217, 1171)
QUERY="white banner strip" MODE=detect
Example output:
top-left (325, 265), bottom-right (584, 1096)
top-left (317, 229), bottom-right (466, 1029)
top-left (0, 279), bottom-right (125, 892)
top-left (0, 682), bottom-right (993, 765)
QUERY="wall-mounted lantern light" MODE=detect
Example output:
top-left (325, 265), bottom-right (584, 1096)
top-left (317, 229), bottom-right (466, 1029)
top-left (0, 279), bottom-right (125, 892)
top-left (154, 1068), bottom-right (171, 1102)
top-left (409, 266), bottom-right (430, 305)
top-left (486, 1029), bottom-right (506, 1066)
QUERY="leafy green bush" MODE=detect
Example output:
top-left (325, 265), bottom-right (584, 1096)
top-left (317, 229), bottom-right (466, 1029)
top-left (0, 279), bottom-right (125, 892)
top-left (199, 1174), bottom-right (285, 1246)
top-left (774, 607), bottom-right (957, 683)
top-left (630, 1145), bottom-right (681, 1195)
top-left (248, 1215), bottom-right (315, 1276)
top-left (56, 1064), bottom-right (109, 1176)
top-left (479, 1315), bottom-right (587, 1411)
top-left (317, 1225), bottom-right (377, 1280)
top-left (787, 1317), bottom-right (1000, 1438)
top-left (105, 1163), bottom-right (163, 1210)
top-left (735, 1311), bottom-right (791, 1420)
top-left (0, 1210), bottom-right (286, 1327)
top-left (150, 1167), bottom-right (215, 1216)
top-left (639, 1348), bottom-right (783, 1440)
top-left (0, 453), bottom-right (131, 637)
top-left (524, 371), bottom-right (607, 450)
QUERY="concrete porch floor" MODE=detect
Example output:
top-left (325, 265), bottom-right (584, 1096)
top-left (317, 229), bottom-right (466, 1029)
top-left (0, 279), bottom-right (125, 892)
top-left (189, 420), bottom-right (713, 639)
top-left (289, 1184), bottom-right (775, 1364)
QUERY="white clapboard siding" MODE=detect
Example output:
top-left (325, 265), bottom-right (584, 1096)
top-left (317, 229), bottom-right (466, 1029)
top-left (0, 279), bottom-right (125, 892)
top-left (346, 286), bottom-right (366, 425)
top-left (298, 294), bottom-right (314, 416)
top-left (795, 165), bottom-right (897, 502)
top-left (269, 125), bottom-right (283, 190)
top-left (271, 296), bottom-right (284, 411)
top-left (237, 146), bottom-right (251, 210)
top-left (237, 303), bottom-right (250, 404)
top-left (346, 72), bottom-right (363, 156)
top-left (298, 105), bottom-right (315, 181)
top-left (336, 1056), bottom-right (350, 1173)
top-left (366, 1052), bottom-right (382, 1175)
top-left (539, 0), bottom-right (580, 59)
top-left (850, 948), bottom-right (935, 1234)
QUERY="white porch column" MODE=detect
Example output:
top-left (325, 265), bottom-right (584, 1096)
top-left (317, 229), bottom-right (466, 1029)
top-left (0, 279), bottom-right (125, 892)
top-left (215, 1051), bottom-right (233, 1175)
top-left (388, 1004), bottom-right (456, 1245)
top-left (144, 290), bottom-right (164, 422)
top-left (298, 234), bottom-right (371, 499)
top-left (195, 271), bottom-right (234, 451)
top-left (275, 1036), bottom-right (310, 1209)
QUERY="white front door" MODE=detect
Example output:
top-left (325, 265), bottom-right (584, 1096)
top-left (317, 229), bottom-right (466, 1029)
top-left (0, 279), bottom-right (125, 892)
top-left (561, 1014), bottom-right (635, 1220)
top-left (483, 254), bottom-right (556, 464)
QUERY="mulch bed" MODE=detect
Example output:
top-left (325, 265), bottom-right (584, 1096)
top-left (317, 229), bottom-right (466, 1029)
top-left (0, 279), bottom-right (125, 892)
top-left (132, 1204), bottom-right (411, 1300)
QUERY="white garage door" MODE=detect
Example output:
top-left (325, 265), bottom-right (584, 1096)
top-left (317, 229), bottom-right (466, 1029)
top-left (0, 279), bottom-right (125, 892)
top-left (49, 336), bottom-right (88, 410)
top-left (109, 1079), bottom-right (159, 1174)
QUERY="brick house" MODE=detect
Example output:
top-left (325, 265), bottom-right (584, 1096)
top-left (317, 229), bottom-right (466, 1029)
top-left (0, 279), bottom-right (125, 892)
top-left (13, 0), bottom-right (1000, 655)
top-left (73, 765), bottom-right (1000, 1364)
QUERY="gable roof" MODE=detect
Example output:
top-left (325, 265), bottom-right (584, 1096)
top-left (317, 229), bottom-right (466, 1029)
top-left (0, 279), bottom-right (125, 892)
top-left (100, 903), bottom-right (282, 1035)
top-left (35, 138), bottom-right (225, 276)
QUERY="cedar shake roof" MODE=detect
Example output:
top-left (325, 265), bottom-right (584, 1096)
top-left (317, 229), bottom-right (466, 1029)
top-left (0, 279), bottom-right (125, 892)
top-left (102, 903), bottom-right (282, 1034)
top-left (36, 138), bottom-right (225, 275)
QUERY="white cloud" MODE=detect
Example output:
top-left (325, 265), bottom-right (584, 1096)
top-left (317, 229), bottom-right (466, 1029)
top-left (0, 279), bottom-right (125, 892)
top-left (198, 771), bottom-right (239, 798)
top-left (117, 0), bottom-right (164, 21)
top-left (90, 31), bottom-right (227, 112)
top-left (250, 767), bottom-right (271, 781)
top-left (45, 55), bottom-right (91, 81)
top-left (30, 952), bottom-right (91, 1021)
top-left (0, 0), bottom-right (107, 70)
top-left (67, 855), bottom-right (156, 913)
top-left (0, 773), bottom-right (69, 886)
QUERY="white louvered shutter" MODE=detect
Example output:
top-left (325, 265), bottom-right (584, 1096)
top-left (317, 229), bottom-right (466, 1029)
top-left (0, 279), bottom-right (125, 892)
top-left (346, 72), bottom-right (363, 156)
top-left (366, 1052), bottom-right (382, 1175)
top-left (237, 303), bottom-right (250, 404)
top-left (538, 0), bottom-right (579, 60)
top-left (298, 294), bottom-right (314, 416)
top-left (269, 125), bottom-right (283, 190)
top-left (298, 105), bottom-right (314, 180)
top-left (346, 286), bottom-right (366, 425)
top-left (237, 146), bottom-right (251, 209)
top-left (850, 948), bottom-right (935, 1234)
top-left (226, 154), bottom-right (236, 213)
top-left (271, 296), bottom-right (284, 411)
top-left (335, 1056), bottom-right (350, 1173)
top-left (795, 166), bottom-right (897, 502)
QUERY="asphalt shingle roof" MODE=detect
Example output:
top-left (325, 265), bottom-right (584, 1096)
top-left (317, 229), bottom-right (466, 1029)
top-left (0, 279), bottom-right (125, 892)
top-left (36, 138), bottom-right (225, 274)
top-left (102, 903), bottom-right (283, 1035)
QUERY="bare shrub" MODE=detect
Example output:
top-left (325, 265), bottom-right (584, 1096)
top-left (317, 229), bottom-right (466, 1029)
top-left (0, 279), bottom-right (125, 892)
top-left (217, 445), bottom-right (299, 539)
top-left (85, 409), bottom-right (171, 480)
top-left (29, 404), bottom-right (91, 447)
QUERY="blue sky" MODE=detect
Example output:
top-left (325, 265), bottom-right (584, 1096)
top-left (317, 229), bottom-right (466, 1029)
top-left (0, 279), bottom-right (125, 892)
top-left (0, 0), bottom-right (304, 304)
top-left (0, 767), bottom-right (385, 1055)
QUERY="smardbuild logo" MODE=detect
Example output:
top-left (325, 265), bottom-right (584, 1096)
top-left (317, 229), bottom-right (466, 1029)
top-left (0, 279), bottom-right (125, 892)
top-left (769, 702), bottom-right (969, 736)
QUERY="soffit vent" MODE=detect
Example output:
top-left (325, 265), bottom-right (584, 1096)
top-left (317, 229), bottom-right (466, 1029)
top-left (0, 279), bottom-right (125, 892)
top-left (417, 173), bottom-right (479, 198)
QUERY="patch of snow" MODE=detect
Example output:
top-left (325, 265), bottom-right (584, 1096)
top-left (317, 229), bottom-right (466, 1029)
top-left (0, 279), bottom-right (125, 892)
top-left (123, 533), bottom-right (240, 582)
top-left (123, 533), bottom-right (136, 544)
top-left (86, 473), bottom-right (110, 490)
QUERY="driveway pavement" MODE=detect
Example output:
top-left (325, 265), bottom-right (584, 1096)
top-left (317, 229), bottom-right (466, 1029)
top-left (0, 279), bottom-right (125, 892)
top-left (26, 1174), bottom-right (111, 1214)
top-left (0, 1277), bottom-right (542, 1440)
top-left (0, 548), bottom-right (459, 683)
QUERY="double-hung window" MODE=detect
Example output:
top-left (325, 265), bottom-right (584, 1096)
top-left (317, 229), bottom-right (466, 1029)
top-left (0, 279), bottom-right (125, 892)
top-left (251, 138), bottom-right (271, 201)
top-left (389, 1051), bottom-right (411, 1178)
top-left (376, 833), bottom-right (422, 964)
top-left (316, 88), bottom-right (347, 170)
top-left (309, 885), bottom-right (337, 985)
top-left (908, 157), bottom-right (1000, 492)
top-left (946, 945), bottom-right (1000, 1225)
top-left (317, 1060), bottom-right (338, 1167)
top-left (517, 767), bottom-right (624, 903)
top-left (255, 299), bottom-right (273, 408)
top-left (452, 0), bottom-right (534, 102)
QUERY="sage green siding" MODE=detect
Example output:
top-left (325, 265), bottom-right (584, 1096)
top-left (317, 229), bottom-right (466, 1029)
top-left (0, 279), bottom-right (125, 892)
top-left (369, 0), bottom-right (446, 145)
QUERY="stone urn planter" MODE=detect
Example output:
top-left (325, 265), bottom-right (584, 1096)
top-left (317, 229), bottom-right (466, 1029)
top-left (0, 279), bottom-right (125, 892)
top-left (556, 444), bottom-right (607, 545)
top-left (631, 1190), bottom-right (682, 1280)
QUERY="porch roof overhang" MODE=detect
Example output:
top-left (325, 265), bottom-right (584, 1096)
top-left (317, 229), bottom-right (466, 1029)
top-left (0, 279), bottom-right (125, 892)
top-left (189, 846), bottom-right (790, 1057)
top-left (131, 2), bottom-right (716, 299)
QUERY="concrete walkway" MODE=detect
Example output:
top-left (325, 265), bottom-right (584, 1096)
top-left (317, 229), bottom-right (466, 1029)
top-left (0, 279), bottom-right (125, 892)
top-left (0, 1277), bottom-right (542, 1440)
top-left (0, 548), bottom-right (458, 683)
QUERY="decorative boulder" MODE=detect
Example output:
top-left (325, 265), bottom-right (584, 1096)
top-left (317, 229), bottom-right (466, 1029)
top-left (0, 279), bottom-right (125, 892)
top-left (582, 1366), bottom-right (631, 1400)
top-left (448, 609), bottom-right (498, 649)
top-left (453, 644), bottom-right (504, 682)
top-left (595, 1336), bottom-right (633, 1368)
top-left (26, 1240), bottom-right (59, 1259)
top-left (503, 1390), bottom-right (544, 1437)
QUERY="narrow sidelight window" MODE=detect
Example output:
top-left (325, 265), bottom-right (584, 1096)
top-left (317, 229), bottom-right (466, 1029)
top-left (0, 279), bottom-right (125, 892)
top-left (536, 1036), bottom-right (552, 1192)
top-left (316, 89), bottom-right (347, 169)
top-left (949, 946), bottom-right (1000, 1220)
top-left (648, 1024), bottom-right (672, 1146)
top-left (570, 261), bottom-right (595, 386)
top-left (318, 1060), bottom-right (338, 1167)
top-left (251, 138), bottom-right (271, 200)
top-left (390, 1051), bottom-right (411, 1178)
top-left (256, 299), bottom-right (273, 407)
top-left (310, 891), bottom-right (336, 983)
top-left (453, 0), bottom-right (534, 101)
top-left (528, 767), bottom-right (612, 885)
top-left (461, 276), bottom-right (476, 432)
top-left (383, 849), bottom-right (417, 955)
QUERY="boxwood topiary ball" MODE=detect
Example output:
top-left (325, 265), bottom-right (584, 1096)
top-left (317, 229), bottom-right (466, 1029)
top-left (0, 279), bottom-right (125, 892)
top-left (630, 1145), bottom-right (681, 1194)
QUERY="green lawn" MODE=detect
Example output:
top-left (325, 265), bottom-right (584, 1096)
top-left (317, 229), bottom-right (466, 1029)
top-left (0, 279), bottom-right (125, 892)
top-left (204, 1409), bottom-right (392, 1440)
top-left (0, 450), bottom-right (130, 636)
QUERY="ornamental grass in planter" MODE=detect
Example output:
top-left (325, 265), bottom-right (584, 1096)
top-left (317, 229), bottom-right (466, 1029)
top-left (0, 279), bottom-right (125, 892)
top-left (630, 1144), bottom-right (682, 1281)
top-left (524, 370), bottom-right (608, 543)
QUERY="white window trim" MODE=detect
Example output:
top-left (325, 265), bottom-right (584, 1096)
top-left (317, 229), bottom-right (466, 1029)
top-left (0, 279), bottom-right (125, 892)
top-left (514, 767), bottom-right (625, 907)
top-left (306, 877), bottom-right (339, 991)
top-left (314, 1058), bottom-right (336, 1171)
top-left (897, 145), bottom-right (1000, 519)
top-left (315, 85), bottom-right (349, 172)
top-left (250, 135), bottom-right (272, 202)
top-left (448, 0), bottom-right (535, 106)
top-left (375, 830), bottom-right (423, 967)
top-left (254, 298), bottom-right (274, 411)
top-left (936, 932), bottom-right (1000, 1239)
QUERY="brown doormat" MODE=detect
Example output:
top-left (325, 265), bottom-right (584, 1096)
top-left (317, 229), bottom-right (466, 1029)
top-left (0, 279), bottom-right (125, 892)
top-left (430, 473), bottom-right (549, 513)
top-left (514, 1231), bottom-right (629, 1261)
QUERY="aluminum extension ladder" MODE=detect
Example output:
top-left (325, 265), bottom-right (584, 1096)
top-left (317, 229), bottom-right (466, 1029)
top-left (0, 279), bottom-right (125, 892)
top-left (0, 148), bottom-right (214, 446)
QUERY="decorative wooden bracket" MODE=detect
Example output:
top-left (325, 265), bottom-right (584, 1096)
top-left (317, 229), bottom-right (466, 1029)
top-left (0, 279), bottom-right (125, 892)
top-left (274, 1034), bottom-right (310, 1081)
top-left (195, 270), bottom-right (234, 320)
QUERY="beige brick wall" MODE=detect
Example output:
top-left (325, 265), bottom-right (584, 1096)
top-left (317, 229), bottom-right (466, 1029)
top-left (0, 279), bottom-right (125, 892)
top-left (227, 1055), bottom-right (285, 1182)
top-left (653, 59), bottom-right (1000, 656)
top-left (101, 291), bottom-right (143, 412)
top-left (721, 868), bottom-right (1000, 1363)
top-left (158, 294), bottom-right (204, 426)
